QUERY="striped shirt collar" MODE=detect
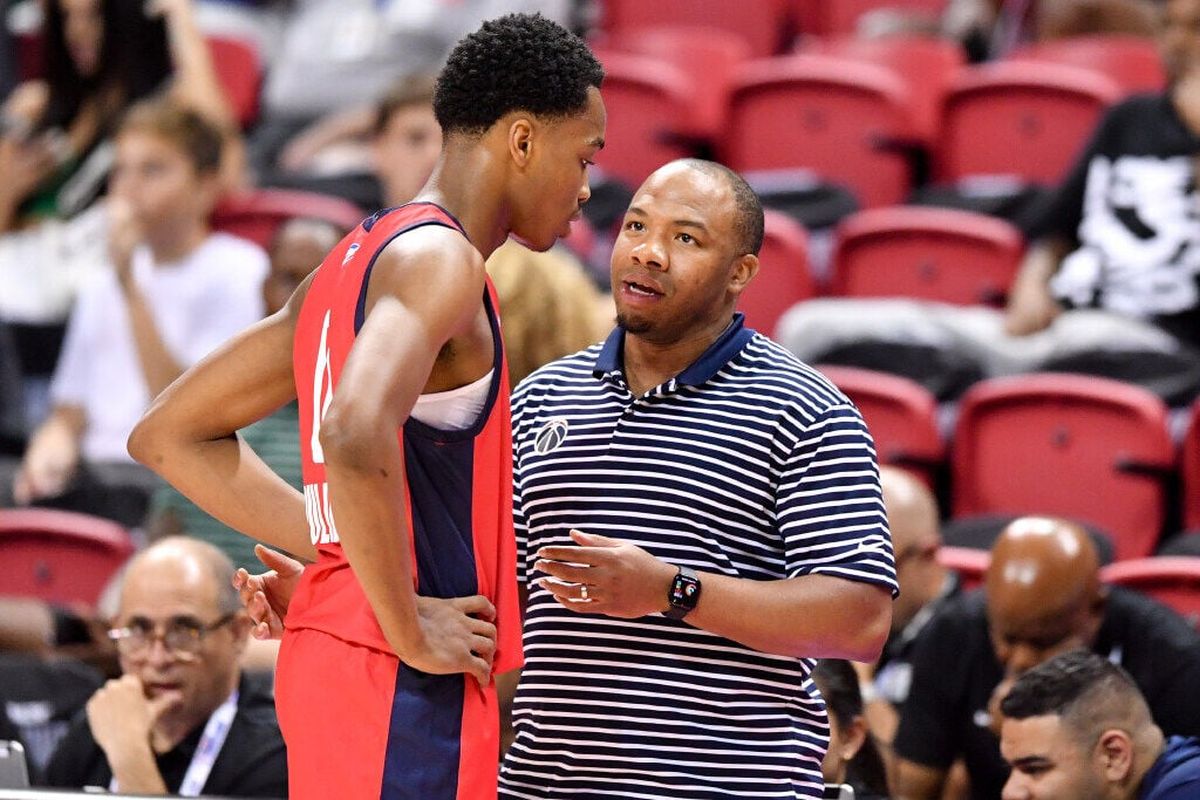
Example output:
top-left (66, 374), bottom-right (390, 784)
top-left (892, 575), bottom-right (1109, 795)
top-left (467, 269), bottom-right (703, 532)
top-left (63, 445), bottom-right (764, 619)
top-left (593, 312), bottom-right (756, 387)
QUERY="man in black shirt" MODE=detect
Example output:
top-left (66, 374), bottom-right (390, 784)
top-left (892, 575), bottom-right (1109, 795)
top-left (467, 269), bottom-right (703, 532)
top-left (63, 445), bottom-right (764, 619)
top-left (43, 537), bottom-right (287, 797)
top-left (893, 517), bottom-right (1200, 799)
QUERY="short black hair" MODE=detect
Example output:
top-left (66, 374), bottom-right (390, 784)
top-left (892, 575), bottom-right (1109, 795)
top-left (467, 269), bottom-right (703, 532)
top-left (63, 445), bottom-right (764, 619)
top-left (434, 13), bottom-right (603, 136)
top-left (1001, 650), bottom-right (1143, 731)
top-left (678, 159), bottom-right (765, 256)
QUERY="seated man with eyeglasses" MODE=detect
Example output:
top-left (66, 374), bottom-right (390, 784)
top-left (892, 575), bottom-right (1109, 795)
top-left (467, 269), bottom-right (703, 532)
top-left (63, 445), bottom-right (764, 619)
top-left (41, 537), bottom-right (287, 797)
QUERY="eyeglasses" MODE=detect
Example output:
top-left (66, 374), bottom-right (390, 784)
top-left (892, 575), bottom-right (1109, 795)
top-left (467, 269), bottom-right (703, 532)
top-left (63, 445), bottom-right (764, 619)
top-left (107, 612), bottom-right (238, 658)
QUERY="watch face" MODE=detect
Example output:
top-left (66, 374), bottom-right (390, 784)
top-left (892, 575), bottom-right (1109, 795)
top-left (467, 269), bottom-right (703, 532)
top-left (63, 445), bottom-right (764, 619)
top-left (670, 574), bottom-right (700, 608)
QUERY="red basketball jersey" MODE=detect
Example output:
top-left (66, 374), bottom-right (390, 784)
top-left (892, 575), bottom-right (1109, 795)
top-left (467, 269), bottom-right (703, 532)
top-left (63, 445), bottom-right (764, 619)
top-left (289, 202), bottom-right (522, 674)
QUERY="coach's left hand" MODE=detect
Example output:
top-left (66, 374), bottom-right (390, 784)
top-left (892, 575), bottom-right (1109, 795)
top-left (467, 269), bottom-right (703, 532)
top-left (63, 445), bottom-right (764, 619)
top-left (534, 529), bottom-right (678, 619)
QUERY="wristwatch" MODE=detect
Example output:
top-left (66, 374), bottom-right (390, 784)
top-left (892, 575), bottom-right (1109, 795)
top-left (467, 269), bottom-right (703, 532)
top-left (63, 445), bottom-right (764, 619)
top-left (664, 566), bottom-right (702, 620)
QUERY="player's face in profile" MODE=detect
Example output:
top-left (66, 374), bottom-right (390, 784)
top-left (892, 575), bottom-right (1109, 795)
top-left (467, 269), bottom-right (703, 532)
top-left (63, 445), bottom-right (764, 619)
top-left (1000, 716), bottom-right (1106, 800)
top-left (610, 163), bottom-right (747, 344)
top-left (511, 86), bottom-right (606, 252)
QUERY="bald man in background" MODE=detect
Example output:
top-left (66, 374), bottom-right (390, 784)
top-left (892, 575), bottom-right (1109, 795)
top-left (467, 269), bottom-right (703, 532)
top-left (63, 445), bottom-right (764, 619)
top-left (893, 517), bottom-right (1200, 800)
top-left (857, 468), bottom-right (960, 751)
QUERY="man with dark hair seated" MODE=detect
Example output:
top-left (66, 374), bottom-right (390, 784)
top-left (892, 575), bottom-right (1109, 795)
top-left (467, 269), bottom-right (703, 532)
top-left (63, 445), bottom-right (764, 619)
top-left (894, 516), bottom-right (1200, 799)
top-left (1000, 649), bottom-right (1200, 799)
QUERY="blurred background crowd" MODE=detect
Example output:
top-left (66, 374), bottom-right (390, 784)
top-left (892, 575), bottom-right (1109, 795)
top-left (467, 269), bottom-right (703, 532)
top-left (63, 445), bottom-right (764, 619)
top-left (1, 0), bottom-right (1199, 798)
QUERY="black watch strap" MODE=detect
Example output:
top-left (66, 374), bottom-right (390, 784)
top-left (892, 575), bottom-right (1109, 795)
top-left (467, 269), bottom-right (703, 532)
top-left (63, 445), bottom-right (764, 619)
top-left (664, 566), bottom-right (701, 620)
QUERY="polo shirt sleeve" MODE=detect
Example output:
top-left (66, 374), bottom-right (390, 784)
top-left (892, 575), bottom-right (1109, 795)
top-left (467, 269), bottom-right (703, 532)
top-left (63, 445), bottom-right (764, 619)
top-left (777, 402), bottom-right (897, 596)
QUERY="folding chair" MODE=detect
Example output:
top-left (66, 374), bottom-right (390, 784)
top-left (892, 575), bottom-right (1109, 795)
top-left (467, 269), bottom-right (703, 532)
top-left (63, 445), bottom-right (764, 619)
top-left (211, 188), bottom-right (365, 249)
top-left (952, 373), bottom-right (1175, 561)
top-left (935, 61), bottom-right (1122, 187)
top-left (724, 54), bottom-right (916, 208)
top-left (205, 35), bottom-right (263, 129)
top-left (829, 206), bottom-right (1024, 306)
top-left (0, 509), bottom-right (135, 606)
top-left (599, 0), bottom-right (792, 56)
top-left (1008, 35), bottom-right (1166, 97)
top-left (739, 209), bottom-right (815, 336)
top-left (587, 51), bottom-right (697, 189)
top-left (816, 365), bottom-right (943, 489)
top-left (803, 35), bottom-right (965, 143)
top-left (1101, 557), bottom-right (1200, 630)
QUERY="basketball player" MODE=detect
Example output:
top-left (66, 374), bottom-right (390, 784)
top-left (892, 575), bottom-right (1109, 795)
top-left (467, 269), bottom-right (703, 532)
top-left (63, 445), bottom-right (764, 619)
top-left (127, 14), bottom-right (605, 799)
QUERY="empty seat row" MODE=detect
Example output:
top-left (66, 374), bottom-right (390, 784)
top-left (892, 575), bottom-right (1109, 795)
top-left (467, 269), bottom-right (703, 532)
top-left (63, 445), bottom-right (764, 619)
top-left (826, 368), bottom-right (1200, 561)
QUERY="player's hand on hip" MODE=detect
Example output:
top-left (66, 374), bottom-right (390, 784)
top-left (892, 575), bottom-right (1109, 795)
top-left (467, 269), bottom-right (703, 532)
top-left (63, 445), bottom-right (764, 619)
top-left (535, 529), bottom-right (676, 620)
top-left (232, 544), bottom-right (304, 640)
top-left (406, 595), bottom-right (498, 688)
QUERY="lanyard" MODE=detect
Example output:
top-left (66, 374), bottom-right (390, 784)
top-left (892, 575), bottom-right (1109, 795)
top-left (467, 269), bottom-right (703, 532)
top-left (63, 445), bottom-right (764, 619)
top-left (110, 689), bottom-right (239, 797)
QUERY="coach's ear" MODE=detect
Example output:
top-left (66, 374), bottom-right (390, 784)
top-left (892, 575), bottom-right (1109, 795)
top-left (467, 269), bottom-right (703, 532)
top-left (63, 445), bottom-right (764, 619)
top-left (729, 253), bottom-right (759, 299)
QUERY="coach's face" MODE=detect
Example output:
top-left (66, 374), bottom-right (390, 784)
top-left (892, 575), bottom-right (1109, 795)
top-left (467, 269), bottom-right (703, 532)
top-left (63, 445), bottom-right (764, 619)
top-left (610, 162), bottom-right (757, 345)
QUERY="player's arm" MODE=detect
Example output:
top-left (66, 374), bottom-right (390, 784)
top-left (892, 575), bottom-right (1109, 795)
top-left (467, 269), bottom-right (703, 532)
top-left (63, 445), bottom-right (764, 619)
top-left (317, 227), bottom-right (495, 683)
top-left (128, 275), bottom-right (316, 561)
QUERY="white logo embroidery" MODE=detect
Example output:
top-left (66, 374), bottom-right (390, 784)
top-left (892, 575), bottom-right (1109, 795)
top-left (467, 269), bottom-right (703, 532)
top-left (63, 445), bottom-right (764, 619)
top-left (533, 419), bottom-right (569, 455)
top-left (341, 242), bottom-right (360, 265)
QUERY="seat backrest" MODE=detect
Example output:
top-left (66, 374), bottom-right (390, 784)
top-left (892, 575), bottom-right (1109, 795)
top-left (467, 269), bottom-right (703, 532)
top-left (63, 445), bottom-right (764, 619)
top-left (739, 209), bottom-right (815, 336)
top-left (1101, 557), bottom-right (1200, 631)
top-left (205, 35), bottom-right (262, 130)
top-left (816, 364), bottom-right (943, 488)
top-left (0, 509), bottom-right (134, 605)
top-left (829, 206), bottom-right (1024, 306)
top-left (211, 189), bottom-right (365, 249)
top-left (805, 35), bottom-right (965, 143)
top-left (952, 373), bottom-right (1175, 561)
top-left (1184, 398), bottom-right (1200, 532)
top-left (936, 545), bottom-right (990, 591)
top-left (601, 0), bottom-right (792, 56)
top-left (1008, 35), bottom-right (1166, 96)
top-left (935, 61), bottom-right (1122, 185)
top-left (605, 25), bottom-right (752, 138)
top-left (724, 54), bottom-right (915, 208)
top-left (588, 51), bottom-right (697, 189)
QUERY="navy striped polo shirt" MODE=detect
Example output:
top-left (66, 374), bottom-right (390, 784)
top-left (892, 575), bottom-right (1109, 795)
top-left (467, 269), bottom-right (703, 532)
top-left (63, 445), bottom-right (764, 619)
top-left (500, 314), bottom-right (898, 799)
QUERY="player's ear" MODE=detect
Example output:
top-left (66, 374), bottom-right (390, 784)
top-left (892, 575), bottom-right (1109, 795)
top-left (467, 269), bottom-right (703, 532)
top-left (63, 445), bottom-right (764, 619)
top-left (508, 117), bottom-right (535, 169)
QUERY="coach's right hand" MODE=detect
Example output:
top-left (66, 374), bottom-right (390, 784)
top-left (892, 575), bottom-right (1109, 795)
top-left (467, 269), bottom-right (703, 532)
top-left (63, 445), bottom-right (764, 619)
top-left (406, 595), bottom-right (497, 688)
top-left (233, 544), bottom-right (304, 640)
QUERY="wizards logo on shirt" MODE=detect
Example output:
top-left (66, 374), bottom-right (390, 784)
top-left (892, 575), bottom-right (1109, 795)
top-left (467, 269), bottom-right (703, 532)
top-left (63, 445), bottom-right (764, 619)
top-left (533, 418), bottom-right (569, 455)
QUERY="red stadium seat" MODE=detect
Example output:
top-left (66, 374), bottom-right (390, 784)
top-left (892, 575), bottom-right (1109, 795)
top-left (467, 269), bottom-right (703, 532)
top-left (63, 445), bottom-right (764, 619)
top-left (587, 51), bottom-right (697, 189)
top-left (205, 35), bottom-right (262, 129)
top-left (936, 545), bottom-right (990, 591)
top-left (740, 209), bottom-right (815, 336)
top-left (1008, 35), bottom-right (1166, 97)
top-left (829, 206), bottom-right (1024, 306)
top-left (952, 374), bottom-right (1175, 561)
top-left (600, 0), bottom-right (792, 57)
top-left (803, 36), bottom-right (965, 144)
top-left (1184, 398), bottom-right (1200, 532)
top-left (604, 26), bottom-right (752, 139)
top-left (815, 365), bottom-right (943, 488)
top-left (0, 509), bottom-right (134, 606)
top-left (211, 189), bottom-right (365, 249)
top-left (935, 61), bottom-right (1122, 186)
top-left (724, 54), bottom-right (916, 208)
top-left (15, 31), bottom-right (43, 81)
top-left (1101, 557), bottom-right (1200, 630)
top-left (798, 0), bottom-right (949, 36)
